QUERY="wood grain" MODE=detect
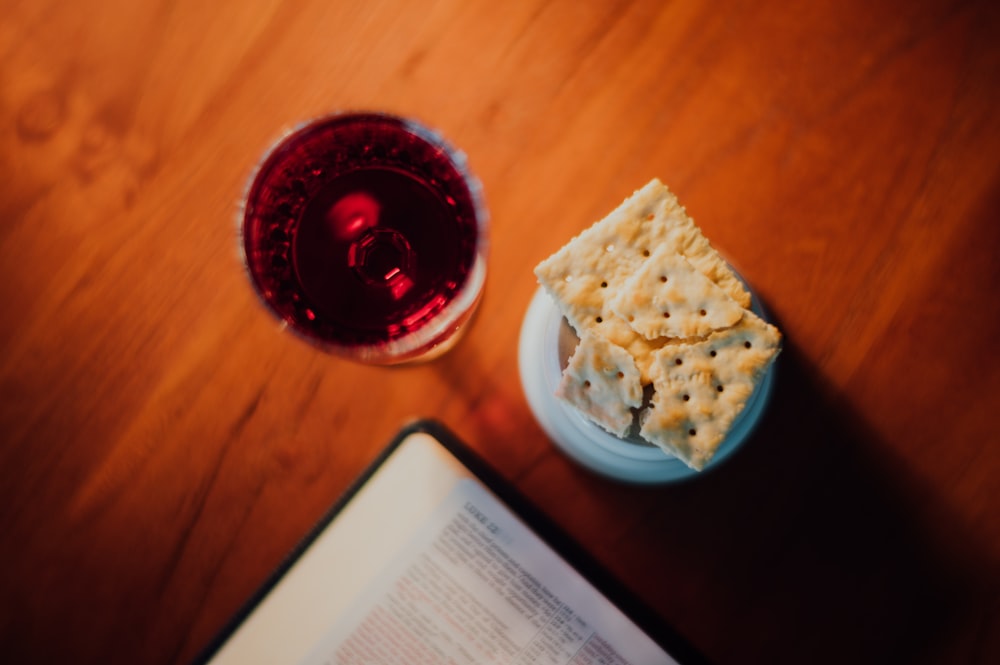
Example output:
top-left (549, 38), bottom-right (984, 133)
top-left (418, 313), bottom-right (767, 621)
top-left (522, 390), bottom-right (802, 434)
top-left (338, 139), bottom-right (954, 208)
top-left (1, 1), bottom-right (997, 663)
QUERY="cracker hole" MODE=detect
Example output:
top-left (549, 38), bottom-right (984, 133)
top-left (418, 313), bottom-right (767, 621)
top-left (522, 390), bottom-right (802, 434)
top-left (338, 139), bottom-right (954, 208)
top-left (595, 316), bottom-right (603, 323)
top-left (646, 213), bottom-right (655, 220)
top-left (642, 249), bottom-right (650, 257)
top-left (744, 341), bottom-right (752, 349)
top-left (659, 276), bottom-right (668, 283)
top-left (688, 428), bottom-right (697, 436)
top-left (600, 281), bottom-right (608, 288)
top-left (627, 315), bottom-right (634, 322)
top-left (717, 385), bottom-right (724, 393)
top-left (709, 350), bottom-right (717, 357)
top-left (663, 311), bottom-right (671, 318)
top-left (674, 358), bottom-right (683, 366)
top-left (682, 394), bottom-right (690, 402)
top-left (583, 380), bottom-right (591, 388)
top-left (699, 309), bottom-right (707, 316)
top-left (616, 371), bottom-right (624, 379)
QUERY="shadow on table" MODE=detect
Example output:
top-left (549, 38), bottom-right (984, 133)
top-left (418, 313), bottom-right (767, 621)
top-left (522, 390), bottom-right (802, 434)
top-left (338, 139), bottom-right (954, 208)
top-left (641, 340), bottom-right (997, 665)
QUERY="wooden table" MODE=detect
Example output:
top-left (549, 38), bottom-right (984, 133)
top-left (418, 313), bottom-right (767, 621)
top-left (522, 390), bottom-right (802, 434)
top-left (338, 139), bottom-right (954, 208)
top-left (2, 1), bottom-right (997, 663)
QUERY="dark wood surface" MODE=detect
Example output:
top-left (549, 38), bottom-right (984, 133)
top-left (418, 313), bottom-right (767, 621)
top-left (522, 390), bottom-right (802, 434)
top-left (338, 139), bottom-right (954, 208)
top-left (1, 1), bottom-right (997, 663)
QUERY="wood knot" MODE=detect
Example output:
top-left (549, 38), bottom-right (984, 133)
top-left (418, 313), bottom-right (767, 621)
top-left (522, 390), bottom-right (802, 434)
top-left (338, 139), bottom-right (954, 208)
top-left (17, 90), bottom-right (66, 141)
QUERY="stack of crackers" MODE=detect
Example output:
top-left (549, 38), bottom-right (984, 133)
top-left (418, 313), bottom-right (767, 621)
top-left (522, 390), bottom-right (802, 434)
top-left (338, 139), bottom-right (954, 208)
top-left (534, 179), bottom-right (781, 471)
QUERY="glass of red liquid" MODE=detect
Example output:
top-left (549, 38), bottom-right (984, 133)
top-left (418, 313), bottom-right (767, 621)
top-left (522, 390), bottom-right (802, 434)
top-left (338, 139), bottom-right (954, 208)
top-left (241, 112), bottom-right (488, 364)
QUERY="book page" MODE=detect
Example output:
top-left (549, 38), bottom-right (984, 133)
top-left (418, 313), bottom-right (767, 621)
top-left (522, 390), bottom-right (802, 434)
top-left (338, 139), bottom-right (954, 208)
top-left (302, 479), bottom-right (674, 665)
top-left (205, 431), bottom-right (677, 665)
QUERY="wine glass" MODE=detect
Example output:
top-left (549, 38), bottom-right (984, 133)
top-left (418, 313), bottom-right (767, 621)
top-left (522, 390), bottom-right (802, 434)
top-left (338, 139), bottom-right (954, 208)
top-left (240, 112), bottom-right (488, 364)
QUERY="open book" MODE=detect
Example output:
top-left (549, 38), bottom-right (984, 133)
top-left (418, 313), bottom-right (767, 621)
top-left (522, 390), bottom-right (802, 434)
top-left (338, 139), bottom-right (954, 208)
top-left (193, 420), bottom-right (708, 665)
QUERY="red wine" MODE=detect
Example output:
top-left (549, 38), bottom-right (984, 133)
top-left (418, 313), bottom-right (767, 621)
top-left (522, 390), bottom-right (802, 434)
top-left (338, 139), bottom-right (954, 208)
top-left (242, 113), bottom-right (486, 362)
